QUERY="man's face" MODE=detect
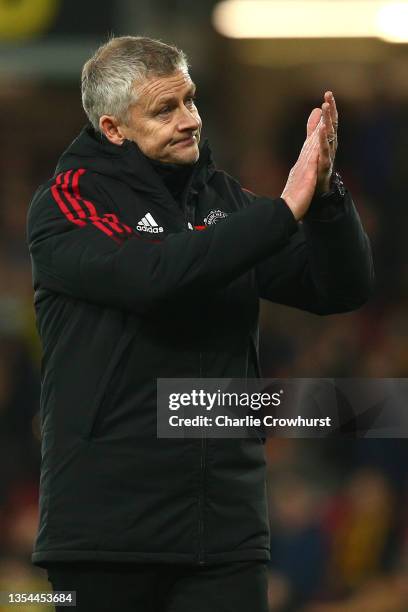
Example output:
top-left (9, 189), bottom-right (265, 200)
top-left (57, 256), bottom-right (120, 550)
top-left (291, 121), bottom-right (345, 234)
top-left (121, 69), bottom-right (202, 164)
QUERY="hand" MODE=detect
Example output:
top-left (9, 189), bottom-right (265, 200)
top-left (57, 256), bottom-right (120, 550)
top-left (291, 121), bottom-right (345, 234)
top-left (281, 115), bottom-right (324, 221)
top-left (307, 91), bottom-right (339, 194)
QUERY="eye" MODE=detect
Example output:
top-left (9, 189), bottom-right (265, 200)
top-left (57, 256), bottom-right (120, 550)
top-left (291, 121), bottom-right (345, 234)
top-left (185, 95), bottom-right (197, 106)
top-left (158, 106), bottom-right (171, 115)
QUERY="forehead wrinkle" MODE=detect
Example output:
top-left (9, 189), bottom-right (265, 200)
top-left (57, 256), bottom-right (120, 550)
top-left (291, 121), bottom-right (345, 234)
top-left (137, 72), bottom-right (194, 111)
top-left (156, 82), bottom-right (196, 106)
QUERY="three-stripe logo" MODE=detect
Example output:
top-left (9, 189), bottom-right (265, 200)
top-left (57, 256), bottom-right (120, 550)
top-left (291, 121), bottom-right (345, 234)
top-left (137, 212), bottom-right (164, 234)
top-left (51, 168), bottom-right (133, 244)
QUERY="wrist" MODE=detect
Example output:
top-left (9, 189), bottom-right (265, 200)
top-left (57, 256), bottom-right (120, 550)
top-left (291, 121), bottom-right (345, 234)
top-left (306, 171), bottom-right (346, 220)
top-left (315, 173), bottom-right (332, 196)
top-left (280, 196), bottom-right (301, 222)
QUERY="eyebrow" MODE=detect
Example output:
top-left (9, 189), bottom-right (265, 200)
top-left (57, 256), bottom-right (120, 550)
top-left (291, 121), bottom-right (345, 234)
top-left (154, 82), bottom-right (197, 108)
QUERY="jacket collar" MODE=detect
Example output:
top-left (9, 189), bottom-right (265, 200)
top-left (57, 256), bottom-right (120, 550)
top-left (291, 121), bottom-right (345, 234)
top-left (55, 124), bottom-right (216, 209)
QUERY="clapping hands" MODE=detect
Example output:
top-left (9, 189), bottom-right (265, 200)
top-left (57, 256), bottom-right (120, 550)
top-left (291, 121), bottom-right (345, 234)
top-left (280, 91), bottom-right (339, 220)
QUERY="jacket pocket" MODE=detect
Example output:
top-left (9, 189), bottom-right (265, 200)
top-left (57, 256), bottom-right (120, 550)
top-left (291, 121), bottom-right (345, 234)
top-left (82, 331), bottom-right (134, 440)
top-left (248, 331), bottom-right (261, 378)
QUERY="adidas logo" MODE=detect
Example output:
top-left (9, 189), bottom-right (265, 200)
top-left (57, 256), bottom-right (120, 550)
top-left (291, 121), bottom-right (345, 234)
top-left (136, 212), bottom-right (164, 234)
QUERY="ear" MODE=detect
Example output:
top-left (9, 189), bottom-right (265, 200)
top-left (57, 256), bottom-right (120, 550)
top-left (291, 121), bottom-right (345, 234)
top-left (99, 115), bottom-right (126, 145)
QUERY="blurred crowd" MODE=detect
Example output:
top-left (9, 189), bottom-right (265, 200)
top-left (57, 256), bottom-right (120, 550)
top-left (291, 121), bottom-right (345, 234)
top-left (0, 81), bottom-right (407, 611)
top-left (265, 439), bottom-right (408, 611)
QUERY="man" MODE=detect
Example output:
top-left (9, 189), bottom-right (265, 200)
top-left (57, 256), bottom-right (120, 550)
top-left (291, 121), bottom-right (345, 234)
top-left (27, 36), bottom-right (374, 611)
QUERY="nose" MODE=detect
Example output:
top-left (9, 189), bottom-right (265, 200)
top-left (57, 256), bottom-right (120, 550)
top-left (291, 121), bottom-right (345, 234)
top-left (177, 104), bottom-right (200, 133)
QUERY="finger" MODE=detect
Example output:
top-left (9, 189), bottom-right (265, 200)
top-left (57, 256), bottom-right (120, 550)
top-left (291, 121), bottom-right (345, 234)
top-left (306, 138), bottom-right (320, 186)
top-left (308, 136), bottom-right (320, 167)
top-left (318, 124), bottom-right (331, 168)
top-left (298, 125), bottom-right (319, 164)
top-left (322, 101), bottom-right (335, 143)
top-left (324, 91), bottom-right (338, 131)
top-left (301, 125), bottom-right (321, 168)
top-left (299, 123), bottom-right (320, 164)
top-left (306, 108), bottom-right (322, 138)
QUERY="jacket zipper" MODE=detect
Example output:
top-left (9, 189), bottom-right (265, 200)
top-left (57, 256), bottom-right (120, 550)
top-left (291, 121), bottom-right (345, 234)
top-left (198, 432), bottom-right (207, 565)
top-left (183, 178), bottom-right (207, 565)
top-left (198, 350), bottom-right (207, 565)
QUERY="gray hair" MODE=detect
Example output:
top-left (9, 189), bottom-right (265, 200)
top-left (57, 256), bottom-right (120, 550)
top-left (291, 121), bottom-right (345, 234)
top-left (81, 35), bottom-right (189, 132)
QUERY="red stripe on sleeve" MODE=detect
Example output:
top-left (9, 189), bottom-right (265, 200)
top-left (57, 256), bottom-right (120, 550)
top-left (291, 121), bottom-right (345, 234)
top-left (104, 213), bottom-right (125, 233)
top-left (71, 169), bottom-right (114, 237)
top-left (51, 174), bottom-right (86, 227)
top-left (51, 171), bottom-right (116, 239)
top-left (77, 169), bottom-right (132, 234)
top-left (61, 170), bottom-right (87, 220)
top-left (51, 168), bottom-right (134, 244)
top-left (72, 169), bottom-right (97, 217)
top-left (73, 169), bottom-right (132, 236)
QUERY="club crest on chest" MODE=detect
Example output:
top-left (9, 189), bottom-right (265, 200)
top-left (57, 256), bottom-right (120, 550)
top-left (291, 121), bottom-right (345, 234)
top-left (204, 209), bottom-right (228, 226)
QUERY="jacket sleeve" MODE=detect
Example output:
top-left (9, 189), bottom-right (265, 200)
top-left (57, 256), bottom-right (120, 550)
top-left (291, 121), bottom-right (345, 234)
top-left (255, 189), bottom-right (375, 315)
top-left (27, 172), bottom-right (298, 314)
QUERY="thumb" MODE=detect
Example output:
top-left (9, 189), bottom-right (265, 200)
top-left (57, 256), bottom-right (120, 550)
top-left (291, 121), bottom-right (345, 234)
top-left (306, 108), bottom-right (322, 138)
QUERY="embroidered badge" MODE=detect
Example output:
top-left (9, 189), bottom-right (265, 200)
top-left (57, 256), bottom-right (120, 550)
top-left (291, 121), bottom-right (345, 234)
top-left (204, 209), bottom-right (228, 226)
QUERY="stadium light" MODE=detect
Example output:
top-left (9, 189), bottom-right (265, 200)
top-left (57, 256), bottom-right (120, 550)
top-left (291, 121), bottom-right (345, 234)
top-left (376, 2), bottom-right (408, 42)
top-left (212, 1), bottom-right (408, 42)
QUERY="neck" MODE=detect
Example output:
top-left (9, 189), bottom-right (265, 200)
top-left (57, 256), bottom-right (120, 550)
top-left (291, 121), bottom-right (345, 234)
top-left (148, 157), bottom-right (196, 204)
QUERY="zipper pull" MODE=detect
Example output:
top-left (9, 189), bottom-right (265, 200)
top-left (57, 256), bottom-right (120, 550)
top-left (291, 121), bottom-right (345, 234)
top-left (185, 188), bottom-right (199, 230)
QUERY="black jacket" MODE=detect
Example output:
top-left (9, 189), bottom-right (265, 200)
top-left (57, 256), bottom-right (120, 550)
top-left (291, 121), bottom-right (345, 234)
top-left (27, 125), bottom-right (374, 568)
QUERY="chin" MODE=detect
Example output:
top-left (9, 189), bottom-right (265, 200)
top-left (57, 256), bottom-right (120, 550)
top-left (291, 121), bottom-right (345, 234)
top-left (175, 147), bottom-right (200, 165)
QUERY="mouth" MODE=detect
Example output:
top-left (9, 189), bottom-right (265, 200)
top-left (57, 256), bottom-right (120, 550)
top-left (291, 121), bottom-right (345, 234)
top-left (172, 135), bottom-right (196, 146)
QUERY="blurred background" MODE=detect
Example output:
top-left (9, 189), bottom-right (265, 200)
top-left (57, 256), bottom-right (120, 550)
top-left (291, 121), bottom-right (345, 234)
top-left (0, 0), bottom-right (407, 610)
